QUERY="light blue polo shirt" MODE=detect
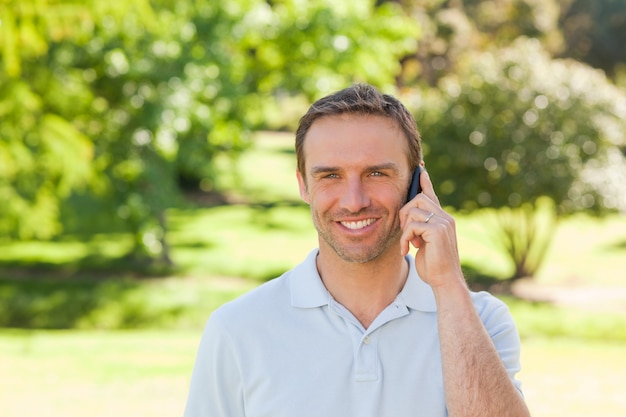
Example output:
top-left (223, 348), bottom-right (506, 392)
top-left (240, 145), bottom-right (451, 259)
top-left (185, 249), bottom-right (523, 417)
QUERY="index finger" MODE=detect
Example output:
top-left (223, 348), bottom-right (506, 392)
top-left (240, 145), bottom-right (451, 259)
top-left (420, 169), bottom-right (441, 207)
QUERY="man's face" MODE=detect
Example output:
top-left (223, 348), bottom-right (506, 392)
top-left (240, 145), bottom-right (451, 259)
top-left (297, 114), bottom-right (411, 264)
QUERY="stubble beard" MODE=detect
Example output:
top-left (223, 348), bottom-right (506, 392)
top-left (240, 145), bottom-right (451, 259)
top-left (311, 209), bottom-right (403, 264)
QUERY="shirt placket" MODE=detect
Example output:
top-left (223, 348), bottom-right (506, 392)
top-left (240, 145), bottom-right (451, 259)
top-left (329, 300), bottom-right (410, 382)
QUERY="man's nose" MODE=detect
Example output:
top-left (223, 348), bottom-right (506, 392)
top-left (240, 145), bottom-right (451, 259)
top-left (339, 178), bottom-right (370, 213)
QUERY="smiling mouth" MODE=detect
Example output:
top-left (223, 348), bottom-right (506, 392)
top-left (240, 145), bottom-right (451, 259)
top-left (340, 218), bottom-right (376, 230)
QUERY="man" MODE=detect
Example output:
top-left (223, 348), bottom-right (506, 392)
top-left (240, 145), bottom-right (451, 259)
top-left (185, 84), bottom-right (530, 417)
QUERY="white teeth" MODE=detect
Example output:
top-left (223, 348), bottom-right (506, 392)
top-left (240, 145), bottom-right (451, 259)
top-left (341, 219), bottom-right (375, 230)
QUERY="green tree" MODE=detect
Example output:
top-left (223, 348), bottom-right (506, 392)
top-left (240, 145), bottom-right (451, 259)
top-left (392, 0), bottom-right (563, 87)
top-left (0, 0), bottom-right (419, 266)
top-left (0, 1), bottom-right (97, 240)
top-left (414, 38), bottom-right (626, 280)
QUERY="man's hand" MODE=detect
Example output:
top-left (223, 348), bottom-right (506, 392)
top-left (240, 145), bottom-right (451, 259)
top-left (398, 169), bottom-right (465, 290)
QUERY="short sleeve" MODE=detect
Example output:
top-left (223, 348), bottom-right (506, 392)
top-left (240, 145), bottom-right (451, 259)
top-left (473, 292), bottom-right (524, 396)
top-left (184, 312), bottom-right (246, 417)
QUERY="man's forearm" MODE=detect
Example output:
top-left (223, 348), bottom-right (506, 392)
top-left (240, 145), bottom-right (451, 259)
top-left (434, 282), bottom-right (531, 417)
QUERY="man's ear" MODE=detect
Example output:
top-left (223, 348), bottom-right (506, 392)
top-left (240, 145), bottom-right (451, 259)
top-left (296, 170), bottom-right (310, 204)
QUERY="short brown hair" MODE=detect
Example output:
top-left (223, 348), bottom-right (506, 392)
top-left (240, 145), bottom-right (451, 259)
top-left (295, 83), bottom-right (422, 176)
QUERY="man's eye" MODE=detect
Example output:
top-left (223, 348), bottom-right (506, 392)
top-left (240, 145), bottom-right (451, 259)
top-left (324, 173), bottom-right (339, 179)
top-left (370, 171), bottom-right (384, 177)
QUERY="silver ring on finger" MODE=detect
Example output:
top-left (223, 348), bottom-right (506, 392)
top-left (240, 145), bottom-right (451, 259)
top-left (424, 212), bottom-right (435, 224)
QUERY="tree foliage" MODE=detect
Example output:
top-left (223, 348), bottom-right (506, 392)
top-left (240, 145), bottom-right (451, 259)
top-left (419, 38), bottom-right (624, 213)
top-left (395, 0), bottom-right (563, 87)
top-left (414, 38), bottom-right (626, 278)
top-left (0, 0), bottom-right (418, 264)
top-left (2, 0), bottom-right (625, 280)
top-left (390, 0), bottom-right (626, 280)
top-left (0, 1), bottom-right (97, 240)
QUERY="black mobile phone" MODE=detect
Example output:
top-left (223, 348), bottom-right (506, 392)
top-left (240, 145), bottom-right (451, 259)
top-left (406, 166), bottom-right (423, 202)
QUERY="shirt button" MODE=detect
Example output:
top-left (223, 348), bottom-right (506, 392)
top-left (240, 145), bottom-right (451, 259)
top-left (363, 336), bottom-right (371, 345)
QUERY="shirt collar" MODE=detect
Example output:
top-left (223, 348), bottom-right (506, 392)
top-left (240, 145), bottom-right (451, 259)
top-left (289, 249), bottom-right (437, 312)
top-left (289, 249), bottom-right (331, 308)
top-left (397, 255), bottom-right (437, 312)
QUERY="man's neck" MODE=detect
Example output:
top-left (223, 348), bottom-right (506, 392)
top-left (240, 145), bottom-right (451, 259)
top-left (316, 248), bottom-right (409, 329)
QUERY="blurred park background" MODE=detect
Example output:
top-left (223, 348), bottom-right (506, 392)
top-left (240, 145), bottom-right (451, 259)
top-left (1, 0), bottom-right (626, 416)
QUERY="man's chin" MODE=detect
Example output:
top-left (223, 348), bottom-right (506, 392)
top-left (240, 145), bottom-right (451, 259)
top-left (332, 246), bottom-right (384, 264)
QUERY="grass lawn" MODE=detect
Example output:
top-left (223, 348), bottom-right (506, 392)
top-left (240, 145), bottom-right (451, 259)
top-left (520, 339), bottom-right (626, 417)
top-left (1, 330), bottom-right (625, 417)
top-left (0, 329), bottom-right (197, 417)
top-left (1, 131), bottom-right (625, 416)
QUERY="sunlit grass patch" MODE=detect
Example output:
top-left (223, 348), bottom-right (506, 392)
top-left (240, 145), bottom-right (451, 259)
top-left (0, 275), bottom-right (253, 330)
top-left (504, 296), bottom-right (626, 342)
top-left (169, 204), bottom-right (316, 280)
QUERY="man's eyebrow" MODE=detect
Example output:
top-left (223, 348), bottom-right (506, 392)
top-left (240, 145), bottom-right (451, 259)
top-left (310, 165), bottom-right (341, 176)
top-left (368, 162), bottom-right (401, 173)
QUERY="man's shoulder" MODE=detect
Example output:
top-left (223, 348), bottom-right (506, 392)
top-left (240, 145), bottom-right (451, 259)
top-left (469, 289), bottom-right (509, 312)
top-left (469, 289), bottom-right (518, 331)
top-left (211, 272), bottom-right (292, 322)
